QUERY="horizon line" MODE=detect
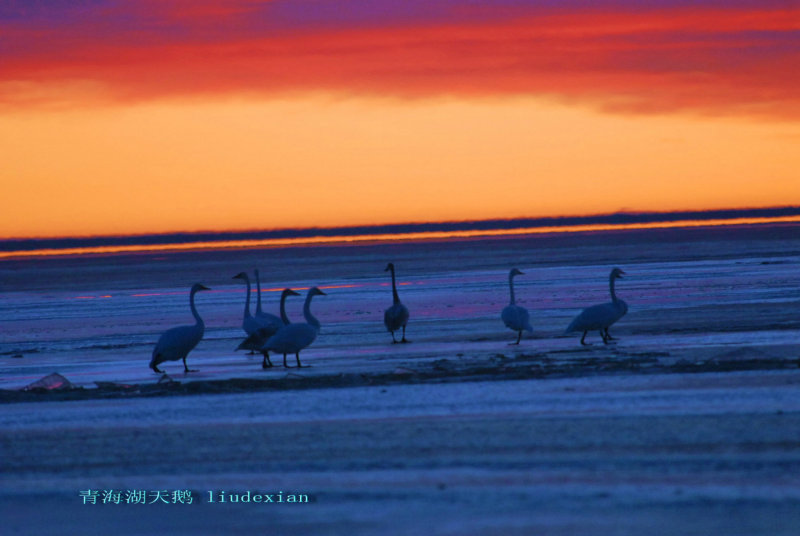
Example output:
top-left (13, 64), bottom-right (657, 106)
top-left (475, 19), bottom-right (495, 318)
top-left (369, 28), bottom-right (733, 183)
top-left (2, 206), bottom-right (800, 251)
top-left (2, 207), bottom-right (800, 260)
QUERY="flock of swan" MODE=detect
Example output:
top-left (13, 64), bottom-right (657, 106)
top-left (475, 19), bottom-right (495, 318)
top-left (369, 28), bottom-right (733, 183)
top-left (150, 265), bottom-right (628, 374)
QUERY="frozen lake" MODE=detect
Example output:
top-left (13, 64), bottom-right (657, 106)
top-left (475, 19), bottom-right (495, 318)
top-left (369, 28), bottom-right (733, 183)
top-left (1, 223), bottom-right (800, 534)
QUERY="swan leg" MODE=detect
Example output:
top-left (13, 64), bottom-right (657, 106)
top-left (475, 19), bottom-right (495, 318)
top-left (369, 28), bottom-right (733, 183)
top-left (183, 357), bottom-right (197, 373)
top-left (283, 353), bottom-right (289, 368)
top-left (600, 330), bottom-right (609, 344)
top-left (261, 352), bottom-right (273, 369)
top-left (151, 363), bottom-right (163, 373)
top-left (295, 353), bottom-right (308, 368)
top-left (604, 328), bottom-right (615, 341)
top-left (400, 325), bottom-right (409, 343)
top-left (391, 331), bottom-right (398, 344)
top-left (579, 331), bottom-right (590, 346)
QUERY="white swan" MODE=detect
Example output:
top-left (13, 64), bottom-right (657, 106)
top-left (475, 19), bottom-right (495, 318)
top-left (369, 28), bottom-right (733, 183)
top-left (501, 268), bottom-right (533, 344)
top-left (233, 271), bottom-right (282, 339)
top-left (383, 262), bottom-right (409, 343)
top-left (150, 283), bottom-right (210, 373)
top-left (277, 288), bottom-right (300, 325)
top-left (237, 288), bottom-right (300, 368)
top-left (233, 271), bottom-right (264, 335)
top-left (254, 269), bottom-right (282, 327)
top-left (261, 287), bottom-right (326, 368)
top-left (566, 267), bottom-right (628, 345)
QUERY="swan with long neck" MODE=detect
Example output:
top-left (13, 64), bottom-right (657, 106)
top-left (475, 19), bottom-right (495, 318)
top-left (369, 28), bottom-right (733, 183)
top-left (233, 272), bottom-right (262, 336)
top-left (566, 267), bottom-right (628, 345)
top-left (233, 271), bottom-right (282, 345)
top-left (254, 269), bottom-right (282, 328)
top-left (150, 283), bottom-right (210, 373)
top-left (237, 288), bottom-right (300, 368)
top-left (278, 288), bottom-right (299, 325)
top-left (261, 287), bottom-right (326, 368)
top-left (383, 262), bottom-right (410, 343)
top-left (501, 268), bottom-right (533, 344)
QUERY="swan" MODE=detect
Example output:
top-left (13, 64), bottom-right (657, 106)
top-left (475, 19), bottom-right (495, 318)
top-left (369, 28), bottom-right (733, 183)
top-left (566, 267), bottom-right (628, 345)
top-left (254, 269), bottom-right (282, 328)
top-left (261, 286), bottom-right (326, 368)
top-left (501, 268), bottom-right (533, 344)
top-left (233, 271), bottom-right (265, 335)
top-left (150, 283), bottom-right (210, 373)
top-left (233, 271), bottom-right (282, 343)
top-left (383, 262), bottom-right (409, 343)
top-left (237, 288), bottom-right (300, 368)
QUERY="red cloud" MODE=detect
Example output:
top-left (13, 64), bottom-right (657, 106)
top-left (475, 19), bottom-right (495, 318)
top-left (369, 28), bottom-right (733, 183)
top-left (1, 6), bottom-right (798, 119)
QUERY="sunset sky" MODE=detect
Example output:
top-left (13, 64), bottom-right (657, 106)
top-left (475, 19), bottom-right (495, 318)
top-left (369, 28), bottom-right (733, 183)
top-left (1, 0), bottom-right (798, 239)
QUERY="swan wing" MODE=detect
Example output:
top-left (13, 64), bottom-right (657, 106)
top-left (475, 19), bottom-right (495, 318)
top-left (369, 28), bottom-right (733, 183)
top-left (244, 314), bottom-right (282, 336)
top-left (566, 302), bottom-right (622, 332)
top-left (384, 302), bottom-right (409, 331)
top-left (236, 330), bottom-right (266, 352)
top-left (502, 305), bottom-right (533, 332)
top-left (262, 323), bottom-right (318, 354)
top-left (152, 325), bottom-right (203, 364)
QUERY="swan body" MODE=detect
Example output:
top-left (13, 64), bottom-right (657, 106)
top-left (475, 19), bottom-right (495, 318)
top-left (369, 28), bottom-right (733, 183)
top-left (566, 267), bottom-right (628, 345)
top-left (383, 262), bottom-right (409, 343)
top-left (150, 283), bottom-right (210, 373)
top-left (501, 268), bottom-right (533, 344)
top-left (261, 287), bottom-right (326, 368)
top-left (237, 288), bottom-right (300, 368)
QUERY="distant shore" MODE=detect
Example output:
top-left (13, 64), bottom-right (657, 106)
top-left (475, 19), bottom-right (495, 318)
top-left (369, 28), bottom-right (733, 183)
top-left (3, 206), bottom-right (800, 259)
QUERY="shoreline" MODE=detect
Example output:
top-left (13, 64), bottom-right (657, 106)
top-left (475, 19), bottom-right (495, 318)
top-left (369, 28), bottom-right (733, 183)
top-left (4, 349), bottom-right (797, 404)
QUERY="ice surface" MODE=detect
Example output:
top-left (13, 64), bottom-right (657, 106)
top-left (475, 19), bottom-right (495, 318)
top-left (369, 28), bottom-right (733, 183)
top-left (1, 224), bottom-right (800, 535)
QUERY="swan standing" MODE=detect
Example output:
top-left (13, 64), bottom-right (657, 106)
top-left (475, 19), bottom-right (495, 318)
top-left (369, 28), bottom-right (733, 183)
top-left (150, 283), bottom-right (210, 373)
top-left (254, 269), bottom-right (282, 328)
top-left (233, 271), bottom-right (265, 335)
top-left (501, 268), bottom-right (533, 344)
top-left (238, 288), bottom-right (300, 368)
top-left (261, 287), bottom-right (326, 368)
top-left (233, 271), bottom-right (282, 350)
top-left (566, 267), bottom-right (628, 345)
top-left (384, 262), bottom-right (410, 343)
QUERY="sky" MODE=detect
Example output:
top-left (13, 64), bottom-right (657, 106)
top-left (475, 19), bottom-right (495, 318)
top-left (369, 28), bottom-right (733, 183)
top-left (1, 0), bottom-right (798, 239)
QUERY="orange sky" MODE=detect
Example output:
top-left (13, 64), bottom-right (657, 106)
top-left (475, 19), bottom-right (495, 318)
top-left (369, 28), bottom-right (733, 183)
top-left (1, 1), bottom-right (798, 239)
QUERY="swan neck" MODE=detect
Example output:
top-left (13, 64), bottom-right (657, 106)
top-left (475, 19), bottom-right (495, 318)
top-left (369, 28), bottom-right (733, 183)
top-left (279, 292), bottom-right (291, 324)
top-left (609, 274), bottom-right (618, 303)
top-left (243, 277), bottom-right (252, 317)
top-left (390, 266), bottom-right (400, 304)
top-left (190, 288), bottom-right (204, 327)
top-left (508, 272), bottom-right (517, 305)
top-left (255, 272), bottom-right (263, 314)
top-left (303, 293), bottom-right (320, 330)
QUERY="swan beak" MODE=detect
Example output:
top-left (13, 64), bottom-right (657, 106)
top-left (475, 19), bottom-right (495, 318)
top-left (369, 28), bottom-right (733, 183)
top-left (199, 284), bottom-right (211, 291)
top-left (318, 289), bottom-right (327, 296)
